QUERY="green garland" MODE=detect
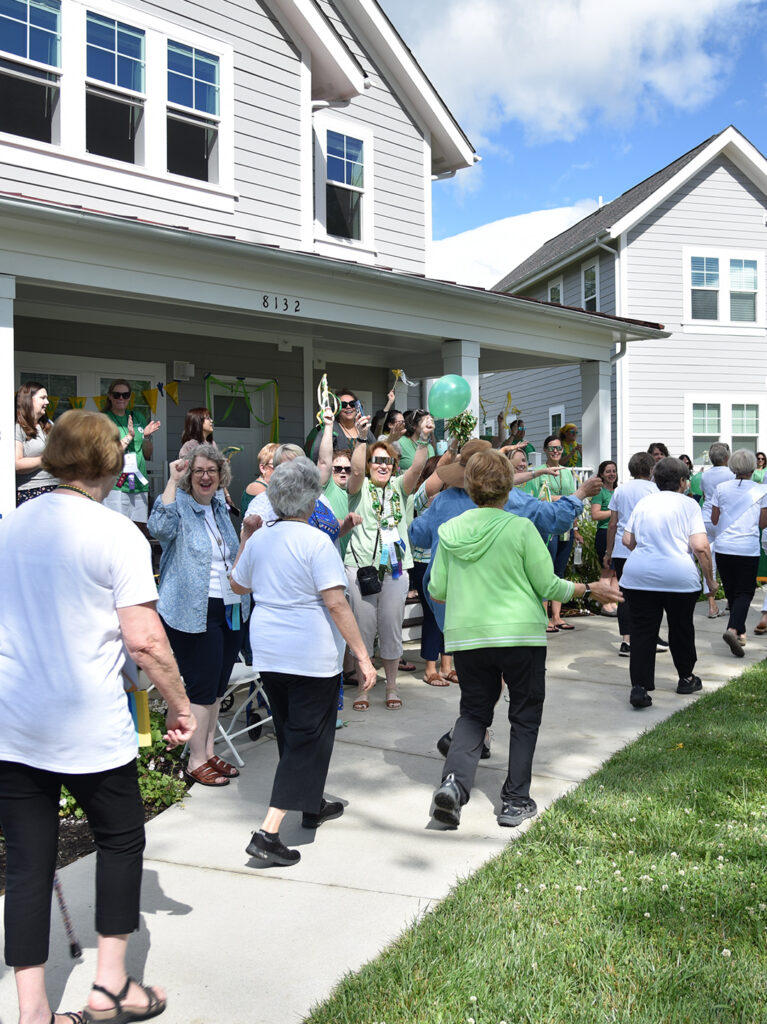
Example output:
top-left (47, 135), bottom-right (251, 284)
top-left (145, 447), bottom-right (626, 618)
top-left (204, 375), bottom-right (279, 442)
top-left (446, 410), bottom-right (478, 447)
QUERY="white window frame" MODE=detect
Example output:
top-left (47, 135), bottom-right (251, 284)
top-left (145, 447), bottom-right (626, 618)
top-left (0, 0), bottom-right (63, 144)
top-left (548, 404), bottom-right (565, 436)
top-left (684, 392), bottom-right (765, 461)
top-left (581, 259), bottom-right (599, 312)
top-left (313, 110), bottom-right (376, 261)
top-left (682, 247), bottom-right (764, 332)
top-left (0, 0), bottom-right (235, 210)
top-left (547, 275), bottom-right (563, 304)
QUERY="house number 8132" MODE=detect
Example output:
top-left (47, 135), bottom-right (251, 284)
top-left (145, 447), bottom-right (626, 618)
top-left (262, 294), bottom-right (301, 313)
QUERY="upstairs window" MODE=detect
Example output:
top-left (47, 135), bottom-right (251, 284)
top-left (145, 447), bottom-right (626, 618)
top-left (582, 261), bottom-right (598, 312)
top-left (326, 130), bottom-right (363, 240)
top-left (85, 13), bottom-right (145, 164)
top-left (0, 0), bottom-right (61, 143)
top-left (167, 40), bottom-right (219, 182)
top-left (548, 276), bottom-right (563, 304)
top-left (688, 251), bottom-right (760, 325)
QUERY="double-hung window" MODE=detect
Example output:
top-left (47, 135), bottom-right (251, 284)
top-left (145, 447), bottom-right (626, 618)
top-left (581, 261), bottom-right (598, 312)
top-left (688, 395), bottom-right (762, 462)
top-left (85, 13), bottom-right (145, 164)
top-left (687, 250), bottom-right (761, 326)
top-left (547, 276), bottom-right (563, 304)
top-left (167, 40), bottom-right (219, 183)
top-left (326, 130), bottom-right (364, 240)
top-left (0, 0), bottom-right (61, 143)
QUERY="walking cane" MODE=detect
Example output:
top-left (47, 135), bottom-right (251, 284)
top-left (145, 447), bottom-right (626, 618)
top-left (53, 873), bottom-right (82, 959)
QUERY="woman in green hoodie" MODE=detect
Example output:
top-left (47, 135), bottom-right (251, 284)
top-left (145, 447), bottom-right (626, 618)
top-left (428, 449), bottom-right (617, 830)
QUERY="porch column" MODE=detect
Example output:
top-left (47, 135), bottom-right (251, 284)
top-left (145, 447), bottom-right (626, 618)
top-left (441, 340), bottom-right (480, 437)
top-left (0, 276), bottom-right (15, 519)
top-left (580, 358), bottom-right (611, 472)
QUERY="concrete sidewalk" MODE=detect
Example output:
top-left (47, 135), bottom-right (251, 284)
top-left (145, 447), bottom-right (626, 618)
top-left (0, 600), bottom-right (761, 1024)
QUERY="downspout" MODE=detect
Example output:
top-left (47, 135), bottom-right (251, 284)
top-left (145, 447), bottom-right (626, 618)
top-left (594, 235), bottom-right (625, 466)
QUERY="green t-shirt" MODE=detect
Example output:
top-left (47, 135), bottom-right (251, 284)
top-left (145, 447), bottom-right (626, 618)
top-left (345, 475), bottom-right (413, 572)
top-left (323, 476), bottom-right (350, 557)
top-left (592, 486), bottom-right (613, 530)
top-left (525, 466), bottom-right (577, 501)
top-left (397, 436), bottom-right (435, 470)
top-left (106, 409), bottom-right (150, 494)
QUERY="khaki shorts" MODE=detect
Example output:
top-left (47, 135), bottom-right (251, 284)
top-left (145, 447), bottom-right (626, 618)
top-left (103, 489), bottom-right (149, 523)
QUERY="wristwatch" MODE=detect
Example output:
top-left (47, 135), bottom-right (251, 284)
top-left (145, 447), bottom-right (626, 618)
top-left (583, 585), bottom-right (592, 598)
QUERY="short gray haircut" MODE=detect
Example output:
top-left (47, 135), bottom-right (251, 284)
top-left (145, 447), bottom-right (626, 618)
top-left (269, 456), bottom-right (320, 519)
top-left (179, 442), bottom-right (231, 491)
top-left (273, 443), bottom-right (304, 467)
top-left (729, 448), bottom-right (757, 477)
top-left (653, 456), bottom-right (690, 492)
top-left (709, 442), bottom-right (730, 466)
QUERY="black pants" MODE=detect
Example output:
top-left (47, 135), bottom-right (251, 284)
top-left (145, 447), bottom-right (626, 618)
top-left (611, 557), bottom-right (631, 637)
top-left (716, 552), bottom-right (759, 635)
top-left (261, 671), bottom-right (340, 814)
top-left (163, 598), bottom-right (242, 705)
top-left (446, 647), bottom-right (546, 804)
top-left (622, 589), bottom-right (699, 691)
top-left (0, 758), bottom-right (145, 967)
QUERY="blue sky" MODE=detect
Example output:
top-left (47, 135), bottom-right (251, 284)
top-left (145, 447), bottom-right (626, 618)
top-left (378, 0), bottom-right (767, 285)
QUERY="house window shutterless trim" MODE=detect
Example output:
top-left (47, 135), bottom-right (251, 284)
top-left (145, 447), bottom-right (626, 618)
top-left (166, 40), bottom-right (219, 182)
top-left (0, 0), bottom-right (61, 144)
top-left (685, 249), bottom-right (763, 327)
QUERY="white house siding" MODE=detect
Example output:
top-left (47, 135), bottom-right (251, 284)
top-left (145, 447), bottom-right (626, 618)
top-left (0, 0), bottom-right (304, 245)
top-left (315, 0), bottom-right (427, 271)
top-left (622, 156), bottom-right (767, 460)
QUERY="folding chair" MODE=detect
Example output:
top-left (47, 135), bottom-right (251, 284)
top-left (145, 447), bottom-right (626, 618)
top-left (214, 655), bottom-right (273, 767)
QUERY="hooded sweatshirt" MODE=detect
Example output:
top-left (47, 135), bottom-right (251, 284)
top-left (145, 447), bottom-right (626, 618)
top-left (429, 507), bottom-right (576, 651)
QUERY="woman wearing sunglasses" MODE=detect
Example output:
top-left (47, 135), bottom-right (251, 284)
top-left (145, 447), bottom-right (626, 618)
top-left (526, 434), bottom-right (581, 631)
top-left (345, 416), bottom-right (431, 709)
top-left (103, 379), bottom-right (161, 530)
top-left (310, 386), bottom-right (376, 461)
top-left (398, 409), bottom-right (436, 470)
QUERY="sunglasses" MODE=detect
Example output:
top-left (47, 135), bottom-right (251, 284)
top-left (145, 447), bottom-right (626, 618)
top-left (546, 445), bottom-right (563, 452)
top-left (111, 391), bottom-right (131, 399)
top-left (340, 400), bottom-right (357, 409)
top-left (333, 465), bottom-right (350, 474)
top-left (371, 456), bottom-right (395, 466)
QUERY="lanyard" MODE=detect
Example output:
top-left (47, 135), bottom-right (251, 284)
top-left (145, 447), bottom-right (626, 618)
top-left (204, 509), bottom-right (230, 571)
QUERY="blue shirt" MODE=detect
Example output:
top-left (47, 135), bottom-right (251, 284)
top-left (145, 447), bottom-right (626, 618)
top-left (148, 490), bottom-right (250, 633)
top-left (408, 486), bottom-right (584, 630)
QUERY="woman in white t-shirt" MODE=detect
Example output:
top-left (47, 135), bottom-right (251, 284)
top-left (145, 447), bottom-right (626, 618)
top-left (148, 444), bottom-right (248, 788)
top-left (711, 449), bottom-right (767, 657)
top-left (231, 458), bottom-right (376, 868)
top-left (0, 409), bottom-right (193, 1024)
top-left (620, 457), bottom-right (716, 710)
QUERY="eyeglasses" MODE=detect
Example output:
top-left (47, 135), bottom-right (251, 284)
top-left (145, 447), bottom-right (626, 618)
top-left (371, 456), bottom-right (395, 466)
top-left (111, 391), bottom-right (131, 399)
top-left (546, 445), bottom-right (563, 452)
top-left (333, 465), bottom-right (351, 474)
top-left (192, 468), bottom-right (219, 478)
top-left (340, 400), bottom-right (357, 409)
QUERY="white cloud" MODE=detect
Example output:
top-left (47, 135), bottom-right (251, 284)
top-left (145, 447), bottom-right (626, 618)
top-left (427, 199), bottom-right (599, 288)
top-left (379, 0), bottom-right (758, 144)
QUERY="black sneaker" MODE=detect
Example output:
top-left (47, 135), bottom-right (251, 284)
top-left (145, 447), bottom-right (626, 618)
top-left (432, 773), bottom-right (462, 827)
top-left (722, 632), bottom-right (745, 658)
top-left (676, 674), bottom-right (702, 695)
top-left (436, 730), bottom-right (491, 760)
top-left (302, 799), bottom-right (344, 829)
top-left (498, 797), bottom-right (537, 827)
top-left (656, 637), bottom-right (669, 653)
top-left (630, 685), bottom-right (652, 708)
top-left (619, 642), bottom-right (631, 657)
top-left (245, 830), bottom-right (300, 866)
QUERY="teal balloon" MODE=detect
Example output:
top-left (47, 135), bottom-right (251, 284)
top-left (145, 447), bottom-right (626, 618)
top-left (428, 375), bottom-right (472, 419)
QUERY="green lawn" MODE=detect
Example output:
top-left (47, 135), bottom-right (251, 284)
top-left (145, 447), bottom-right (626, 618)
top-left (307, 664), bottom-right (767, 1024)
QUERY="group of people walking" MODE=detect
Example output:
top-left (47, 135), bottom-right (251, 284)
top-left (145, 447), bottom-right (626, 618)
top-left (5, 379), bottom-right (766, 1024)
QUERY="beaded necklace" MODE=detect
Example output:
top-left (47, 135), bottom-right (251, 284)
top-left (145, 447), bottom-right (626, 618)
top-left (57, 484), bottom-right (97, 502)
top-left (368, 478), bottom-right (402, 529)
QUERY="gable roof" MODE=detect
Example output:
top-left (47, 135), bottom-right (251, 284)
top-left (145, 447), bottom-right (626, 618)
top-left (495, 126), bottom-right (767, 293)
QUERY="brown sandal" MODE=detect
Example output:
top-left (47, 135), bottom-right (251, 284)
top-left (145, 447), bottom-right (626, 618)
top-left (423, 673), bottom-right (449, 687)
top-left (385, 690), bottom-right (402, 710)
top-left (83, 977), bottom-right (166, 1022)
top-left (352, 697), bottom-right (369, 711)
top-left (443, 670), bottom-right (459, 684)
top-left (208, 755), bottom-right (240, 778)
top-left (184, 762), bottom-right (230, 787)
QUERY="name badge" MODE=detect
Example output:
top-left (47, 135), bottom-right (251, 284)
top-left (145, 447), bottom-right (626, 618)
top-left (219, 570), bottom-right (242, 606)
top-left (123, 452), bottom-right (139, 474)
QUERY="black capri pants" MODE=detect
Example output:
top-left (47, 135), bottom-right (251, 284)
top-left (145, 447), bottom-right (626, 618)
top-left (163, 597), bottom-right (242, 705)
top-left (716, 552), bottom-right (759, 636)
top-left (0, 758), bottom-right (145, 967)
top-left (261, 671), bottom-right (341, 814)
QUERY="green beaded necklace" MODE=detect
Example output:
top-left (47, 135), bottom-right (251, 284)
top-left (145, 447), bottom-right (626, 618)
top-left (368, 478), bottom-right (402, 529)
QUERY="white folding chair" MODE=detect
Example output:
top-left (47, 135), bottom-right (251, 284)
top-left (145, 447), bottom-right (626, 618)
top-left (214, 656), bottom-right (273, 767)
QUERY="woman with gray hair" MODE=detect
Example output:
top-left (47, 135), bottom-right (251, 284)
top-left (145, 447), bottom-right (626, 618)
top-left (148, 443), bottom-right (249, 786)
top-left (711, 449), bottom-right (767, 656)
top-left (231, 458), bottom-right (376, 867)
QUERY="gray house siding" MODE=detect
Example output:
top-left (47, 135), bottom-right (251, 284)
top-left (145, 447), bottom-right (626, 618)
top-left (1, 0), bottom-right (305, 244)
top-left (316, 0), bottom-right (427, 271)
top-left (480, 365), bottom-right (582, 455)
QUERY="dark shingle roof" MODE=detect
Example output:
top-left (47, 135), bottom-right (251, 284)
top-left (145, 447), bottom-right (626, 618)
top-left (494, 128), bottom-right (729, 293)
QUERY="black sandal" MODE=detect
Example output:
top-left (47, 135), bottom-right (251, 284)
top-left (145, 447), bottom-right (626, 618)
top-left (82, 977), bottom-right (166, 1023)
top-left (52, 1014), bottom-right (86, 1023)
